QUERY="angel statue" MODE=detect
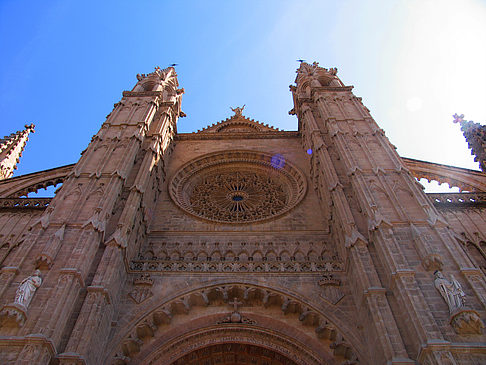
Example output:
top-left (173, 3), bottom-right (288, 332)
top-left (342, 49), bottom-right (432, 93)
top-left (230, 105), bottom-right (245, 116)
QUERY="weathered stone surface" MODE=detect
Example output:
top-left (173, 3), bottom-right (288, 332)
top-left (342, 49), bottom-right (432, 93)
top-left (0, 63), bottom-right (484, 364)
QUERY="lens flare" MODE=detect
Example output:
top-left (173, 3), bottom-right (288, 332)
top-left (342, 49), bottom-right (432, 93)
top-left (271, 154), bottom-right (285, 169)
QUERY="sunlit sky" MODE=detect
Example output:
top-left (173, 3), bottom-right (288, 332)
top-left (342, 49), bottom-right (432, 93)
top-left (1, 0), bottom-right (485, 193)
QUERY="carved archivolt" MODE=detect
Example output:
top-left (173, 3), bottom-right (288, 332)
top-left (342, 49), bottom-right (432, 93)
top-left (147, 327), bottom-right (319, 365)
top-left (108, 283), bottom-right (361, 364)
top-left (169, 151), bottom-right (307, 224)
top-left (168, 342), bottom-right (298, 365)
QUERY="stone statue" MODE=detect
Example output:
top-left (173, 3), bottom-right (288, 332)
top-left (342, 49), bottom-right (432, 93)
top-left (434, 271), bottom-right (466, 313)
top-left (14, 270), bottom-right (42, 308)
top-left (230, 105), bottom-right (245, 116)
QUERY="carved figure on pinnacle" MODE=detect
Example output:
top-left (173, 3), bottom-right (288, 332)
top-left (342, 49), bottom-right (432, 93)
top-left (230, 105), bottom-right (245, 116)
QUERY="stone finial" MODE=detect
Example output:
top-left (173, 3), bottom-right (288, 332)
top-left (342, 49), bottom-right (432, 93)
top-left (453, 114), bottom-right (486, 171)
top-left (453, 113), bottom-right (465, 124)
top-left (230, 105), bottom-right (245, 116)
top-left (0, 124), bottom-right (35, 180)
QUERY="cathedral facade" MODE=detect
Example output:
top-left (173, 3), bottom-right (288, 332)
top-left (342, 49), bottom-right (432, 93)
top-left (0, 63), bottom-right (485, 364)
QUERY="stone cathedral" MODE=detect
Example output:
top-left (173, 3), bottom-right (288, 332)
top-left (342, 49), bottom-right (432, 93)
top-left (0, 63), bottom-right (485, 365)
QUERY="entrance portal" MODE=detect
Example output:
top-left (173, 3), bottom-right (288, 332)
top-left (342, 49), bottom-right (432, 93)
top-left (170, 343), bottom-right (298, 365)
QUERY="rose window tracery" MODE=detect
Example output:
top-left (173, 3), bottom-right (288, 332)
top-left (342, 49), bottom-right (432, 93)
top-left (169, 151), bottom-right (307, 224)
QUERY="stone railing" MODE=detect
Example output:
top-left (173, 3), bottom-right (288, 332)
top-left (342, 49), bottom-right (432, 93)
top-left (427, 192), bottom-right (486, 207)
top-left (0, 198), bottom-right (51, 209)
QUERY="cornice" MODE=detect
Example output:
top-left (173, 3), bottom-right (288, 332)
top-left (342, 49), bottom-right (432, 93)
top-left (176, 131), bottom-right (300, 141)
top-left (311, 86), bottom-right (354, 92)
top-left (122, 90), bottom-right (163, 97)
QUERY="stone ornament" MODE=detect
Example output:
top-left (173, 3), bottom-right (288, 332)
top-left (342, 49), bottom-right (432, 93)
top-left (128, 274), bottom-right (153, 304)
top-left (230, 105), bottom-right (245, 116)
top-left (434, 270), bottom-right (484, 334)
top-left (15, 269), bottom-right (42, 308)
top-left (0, 270), bottom-right (42, 327)
top-left (319, 274), bottom-right (344, 305)
top-left (217, 297), bottom-right (256, 325)
top-left (169, 150), bottom-right (307, 224)
top-left (434, 271), bottom-right (465, 313)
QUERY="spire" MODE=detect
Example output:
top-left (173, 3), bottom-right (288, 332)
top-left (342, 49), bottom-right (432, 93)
top-left (453, 114), bottom-right (486, 172)
top-left (0, 123), bottom-right (35, 180)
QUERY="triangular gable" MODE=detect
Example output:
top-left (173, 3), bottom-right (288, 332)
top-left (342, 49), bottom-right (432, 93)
top-left (195, 106), bottom-right (280, 134)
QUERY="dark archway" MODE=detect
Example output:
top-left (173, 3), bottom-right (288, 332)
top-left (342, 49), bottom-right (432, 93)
top-left (171, 343), bottom-right (298, 365)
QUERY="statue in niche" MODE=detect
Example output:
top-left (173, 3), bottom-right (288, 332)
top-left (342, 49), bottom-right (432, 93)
top-left (434, 270), bottom-right (465, 313)
top-left (14, 270), bottom-right (42, 309)
top-left (433, 271), bottom-right (484, 334)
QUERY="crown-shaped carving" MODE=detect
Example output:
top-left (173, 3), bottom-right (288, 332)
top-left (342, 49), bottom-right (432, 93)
top-left (133, 274), bottom-right (153, 286)
top-left (318, 274), bottom-right (341, 287)
top-left (195, 106), bottom-right (280, 134)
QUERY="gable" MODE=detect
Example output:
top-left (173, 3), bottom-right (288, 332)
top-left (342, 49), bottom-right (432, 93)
top-left (196, 106), bottom-right (280, 134)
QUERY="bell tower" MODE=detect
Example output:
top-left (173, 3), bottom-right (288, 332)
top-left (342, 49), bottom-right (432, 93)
top-left (291, 62), bottom-right (485, 364)
top-left (0, 67), bottom-right (183, 364)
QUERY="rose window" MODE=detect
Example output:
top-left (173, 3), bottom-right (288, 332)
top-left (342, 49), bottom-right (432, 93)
top-left (169, 151), bottom-right (307, 224)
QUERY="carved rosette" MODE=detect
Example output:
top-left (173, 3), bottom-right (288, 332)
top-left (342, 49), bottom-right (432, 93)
top-left (169, 151), bottom-right (307, 224)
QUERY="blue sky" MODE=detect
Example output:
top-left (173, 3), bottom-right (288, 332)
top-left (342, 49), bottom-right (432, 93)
top-left (1, 0), bottom-right (485, 192)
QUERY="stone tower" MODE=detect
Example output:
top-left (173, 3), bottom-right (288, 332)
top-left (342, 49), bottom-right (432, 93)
top-left (0, 63), bottom-right (484, 364)
top-left (0, 124), bottom-right (35, 180)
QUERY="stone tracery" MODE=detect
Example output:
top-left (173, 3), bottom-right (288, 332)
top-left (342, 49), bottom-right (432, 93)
top-left (169, 151), bottom-right (307, 223)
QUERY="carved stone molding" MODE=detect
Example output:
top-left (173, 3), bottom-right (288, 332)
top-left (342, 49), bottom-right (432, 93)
top-left (146, 327), bottom-right (320, 365)
top-left (0, 198), bottom-right (51, 209)
top-left (171, 343), bottom-right (295, 365)
top-left (0, 303), bottom-right (27, 327)
top-left (129, 258), bottom-right (344, 274)
top-left (109, 283), bottom-right (361, 365)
